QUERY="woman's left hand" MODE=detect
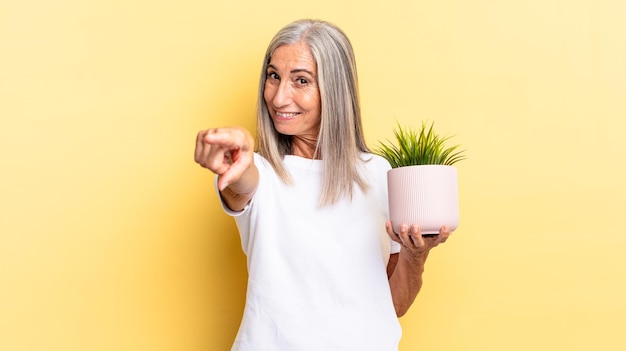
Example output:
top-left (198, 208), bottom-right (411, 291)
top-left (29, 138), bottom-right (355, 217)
top-left (385, 222), bottom-right (451, 261)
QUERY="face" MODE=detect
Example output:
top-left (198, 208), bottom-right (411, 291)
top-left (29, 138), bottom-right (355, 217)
top-left (264, 42), bottom-right (321, 139)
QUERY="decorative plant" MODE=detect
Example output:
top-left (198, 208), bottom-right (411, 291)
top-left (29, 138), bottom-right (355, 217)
top-left (375, 121), bottom-right (466, 167)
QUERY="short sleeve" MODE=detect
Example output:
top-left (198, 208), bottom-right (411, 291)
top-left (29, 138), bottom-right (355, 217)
top-left (390, 240), bottom-right (401, 254)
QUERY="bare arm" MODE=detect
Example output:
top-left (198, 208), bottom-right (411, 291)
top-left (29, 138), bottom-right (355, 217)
top-left (386, 223), bottom-right (451, 317)
top-left (194, 127), bottom-right (259, 211)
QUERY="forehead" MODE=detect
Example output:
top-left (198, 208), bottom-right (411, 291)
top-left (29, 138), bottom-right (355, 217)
top-left (269, 42), bottom-right (317, 72)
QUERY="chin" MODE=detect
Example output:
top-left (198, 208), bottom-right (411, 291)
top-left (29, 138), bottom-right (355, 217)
top-left (271, 121), bottom-right (297, 135)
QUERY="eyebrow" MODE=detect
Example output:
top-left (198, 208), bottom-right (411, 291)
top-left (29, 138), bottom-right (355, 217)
top-left (267, 64), bottom-right (316, 77)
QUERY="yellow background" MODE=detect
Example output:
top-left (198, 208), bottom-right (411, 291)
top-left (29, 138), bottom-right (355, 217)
top-left (2, 0), bottom-right (625, 350)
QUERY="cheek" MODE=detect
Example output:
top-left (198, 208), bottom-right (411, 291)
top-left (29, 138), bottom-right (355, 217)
top-left (302, 90), bottom-right (321, 110)
top-left (263, 83), bottom-right (274, 105)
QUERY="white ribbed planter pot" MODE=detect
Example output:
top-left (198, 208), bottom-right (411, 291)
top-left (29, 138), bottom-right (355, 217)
top-left (387, 165), bottom-right (459, 235)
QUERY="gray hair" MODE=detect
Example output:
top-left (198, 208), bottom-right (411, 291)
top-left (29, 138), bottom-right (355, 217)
top-left (256, 19), bottom-right (371, 205)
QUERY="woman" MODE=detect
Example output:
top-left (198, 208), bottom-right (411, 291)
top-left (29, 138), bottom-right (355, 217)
top-left (194, 19), bottom-right (451, 351)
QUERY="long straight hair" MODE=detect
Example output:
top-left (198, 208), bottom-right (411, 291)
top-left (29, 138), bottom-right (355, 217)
top-left (256, 19), bottom-right (371, 205)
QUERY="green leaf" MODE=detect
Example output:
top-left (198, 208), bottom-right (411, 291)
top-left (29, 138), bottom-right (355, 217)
top-left (374, 120), bottom-right (467, 168)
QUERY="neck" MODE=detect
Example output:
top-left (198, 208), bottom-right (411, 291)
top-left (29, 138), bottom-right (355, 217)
top-left (291, 136), bottom-right (320, 159)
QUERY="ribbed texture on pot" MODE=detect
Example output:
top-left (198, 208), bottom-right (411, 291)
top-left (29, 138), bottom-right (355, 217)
top-left (387, 165), bottom-right (459, 235)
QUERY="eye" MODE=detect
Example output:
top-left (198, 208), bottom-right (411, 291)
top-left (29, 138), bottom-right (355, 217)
top-left (296, 78), bottom-right (309, 85)
top-left (267, 72), bottom-right (279, 80)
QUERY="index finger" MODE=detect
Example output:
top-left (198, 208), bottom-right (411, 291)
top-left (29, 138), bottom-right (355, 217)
top-left (204, 128), bottom-right (248, 150)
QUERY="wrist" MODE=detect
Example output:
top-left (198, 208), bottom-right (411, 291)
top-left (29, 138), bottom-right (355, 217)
top-left (398, 247), bottom-right (428, 268)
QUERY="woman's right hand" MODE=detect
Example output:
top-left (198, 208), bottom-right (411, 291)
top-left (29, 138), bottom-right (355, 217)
top-left (194, 127), bottom-right (256, 194)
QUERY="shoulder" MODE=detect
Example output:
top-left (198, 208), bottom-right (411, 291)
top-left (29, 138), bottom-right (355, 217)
top-left (253, 152), bottom-right (273, 170)
top-left (360, 153), bottom-right (392, 172)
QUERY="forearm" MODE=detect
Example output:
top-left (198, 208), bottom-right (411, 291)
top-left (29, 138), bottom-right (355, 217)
top-left (388, 250), bottom-right (430, 317)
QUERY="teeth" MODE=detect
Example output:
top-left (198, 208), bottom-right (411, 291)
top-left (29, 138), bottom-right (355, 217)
top-left (277, 112), bottom-right (298, 118)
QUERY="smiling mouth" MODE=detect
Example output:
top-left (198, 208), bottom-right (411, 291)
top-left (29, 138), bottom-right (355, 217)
top-left (275, 112), bottom-right (300, 120)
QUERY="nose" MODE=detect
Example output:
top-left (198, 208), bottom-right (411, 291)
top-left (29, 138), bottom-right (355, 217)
top-left (271, 80), bottom-right (292, 108)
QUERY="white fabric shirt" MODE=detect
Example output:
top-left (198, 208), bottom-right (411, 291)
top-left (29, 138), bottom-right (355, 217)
top-left (220, 153), bottom-right (402, 351)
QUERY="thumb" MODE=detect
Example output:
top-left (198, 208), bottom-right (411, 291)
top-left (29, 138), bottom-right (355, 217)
top-left (217, 151), bottom-right (253, 191)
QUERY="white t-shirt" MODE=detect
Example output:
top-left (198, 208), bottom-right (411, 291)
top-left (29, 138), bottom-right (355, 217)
top-left (220, 153), bottom-right (402, 351)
